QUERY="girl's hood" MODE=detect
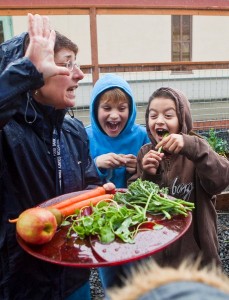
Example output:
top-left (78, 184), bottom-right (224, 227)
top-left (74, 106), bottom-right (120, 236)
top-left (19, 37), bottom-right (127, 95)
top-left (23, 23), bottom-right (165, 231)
top-left (145, 87), bottom-right (193, 145)
top-left (89, 73), bottom-right (137, 138)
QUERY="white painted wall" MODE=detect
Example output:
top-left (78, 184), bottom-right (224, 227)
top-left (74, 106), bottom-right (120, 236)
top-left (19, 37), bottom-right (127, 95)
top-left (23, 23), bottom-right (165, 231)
top-left (12, 15), bottom-right (91, 65)
top-left (193, 16), bottom-right (229, 61)
top-left (97, 15), bottom-right (171, 63)
top-left (12, 14), bottom-right (229, 64)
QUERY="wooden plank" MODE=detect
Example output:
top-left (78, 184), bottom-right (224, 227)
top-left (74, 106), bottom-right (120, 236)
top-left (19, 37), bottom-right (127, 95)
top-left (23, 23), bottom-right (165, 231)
top-left (1, 0), bottom-right (229, 16)
top-left (216, 192), bottom-right (229, 211)
top-left (80, 60), bottom-right (229, 78)
top-left (1, 0), bottom-right (229, 9)
top-left (89, 8), bottom-right (99, 84)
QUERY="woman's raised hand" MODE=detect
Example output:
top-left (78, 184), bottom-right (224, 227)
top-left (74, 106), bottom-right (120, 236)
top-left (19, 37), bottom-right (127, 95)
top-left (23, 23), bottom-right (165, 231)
top-left (25, 13), bottom-right (70, 79)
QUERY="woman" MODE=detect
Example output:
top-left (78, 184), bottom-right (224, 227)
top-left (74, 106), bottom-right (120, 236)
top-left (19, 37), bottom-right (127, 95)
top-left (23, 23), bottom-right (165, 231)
top-left (0, 14), bottom-right (114, 300)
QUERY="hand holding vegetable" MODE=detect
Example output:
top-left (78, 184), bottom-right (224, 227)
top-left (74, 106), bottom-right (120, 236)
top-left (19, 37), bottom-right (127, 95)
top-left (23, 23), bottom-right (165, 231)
top-left (155, 133), bottom-right (184, 154)
top-left (122, 154), bottom-right (137, 174)
top-left (96, 153), bottom-right (127, 169)
top-left (142, 150), bottom-right (164, 175)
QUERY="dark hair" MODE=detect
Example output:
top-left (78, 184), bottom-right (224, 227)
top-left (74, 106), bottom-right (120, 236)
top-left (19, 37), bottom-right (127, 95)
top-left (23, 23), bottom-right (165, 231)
top-left (24, 30), bottom-right (78, 55)
top-left (54, 31), bottom-right (78, 55)
top-left (149, 88), bottom-right (176, 103)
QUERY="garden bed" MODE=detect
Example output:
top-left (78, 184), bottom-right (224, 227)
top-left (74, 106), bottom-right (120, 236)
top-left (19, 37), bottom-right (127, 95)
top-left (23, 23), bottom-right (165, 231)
top-left (216, 191), bottom-right (229, 211)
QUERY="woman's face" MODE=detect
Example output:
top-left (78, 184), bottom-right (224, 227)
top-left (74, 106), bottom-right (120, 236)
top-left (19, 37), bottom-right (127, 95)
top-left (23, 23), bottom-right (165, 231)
top-left (97, 98), bottom-right (129, 137)
top-left (35, 49), bottom-right (84, 109)
top-left (148, 97), bottom-right (180, 143)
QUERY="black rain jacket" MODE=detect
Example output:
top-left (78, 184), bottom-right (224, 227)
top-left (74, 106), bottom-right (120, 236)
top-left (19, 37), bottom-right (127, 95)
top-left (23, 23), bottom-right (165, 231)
top-left (0, 32), bottom-right (101, 300)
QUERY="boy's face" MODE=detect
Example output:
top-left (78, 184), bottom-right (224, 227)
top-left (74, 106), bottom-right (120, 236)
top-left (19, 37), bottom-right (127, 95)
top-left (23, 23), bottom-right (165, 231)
top-left (148, 97), bottom-right (180, 143)
top-left (97, 98), bottom-right (129, 137)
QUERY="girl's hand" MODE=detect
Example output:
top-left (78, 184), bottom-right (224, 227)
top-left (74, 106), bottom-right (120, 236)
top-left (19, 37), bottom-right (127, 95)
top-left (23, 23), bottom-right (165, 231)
top-left (155, 134), bottom-right (184, 154)
top-left (142, 150), bottom-right (164, 175)
top-left (96, 153), bottom-right (127, 169)
top-left (25, 13), bottom-right (70, 79)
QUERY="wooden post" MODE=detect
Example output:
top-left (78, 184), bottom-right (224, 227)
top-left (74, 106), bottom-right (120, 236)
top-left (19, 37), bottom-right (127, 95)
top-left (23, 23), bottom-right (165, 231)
top-left (89, 7), bottom-right (99, 85)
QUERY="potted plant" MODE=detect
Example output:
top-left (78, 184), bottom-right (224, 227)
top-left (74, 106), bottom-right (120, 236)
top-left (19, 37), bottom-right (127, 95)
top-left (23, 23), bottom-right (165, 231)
top-left (204, 128), bottom-right (229, 210)
top-left (206, 128), bottom-right (229, 159)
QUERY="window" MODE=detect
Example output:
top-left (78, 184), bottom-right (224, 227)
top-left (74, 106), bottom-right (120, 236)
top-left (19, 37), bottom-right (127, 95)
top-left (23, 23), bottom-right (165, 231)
top-left (0, 17), bottom-right (13, 44)
top-left (172, 15), bottom-right (192, 61)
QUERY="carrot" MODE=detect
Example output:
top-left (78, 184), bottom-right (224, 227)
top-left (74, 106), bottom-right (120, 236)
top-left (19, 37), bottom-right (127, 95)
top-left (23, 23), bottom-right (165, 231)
top-left (49, 186), bottom-right (106, 210)
top-left (59, 194), bottom-right (114, 217)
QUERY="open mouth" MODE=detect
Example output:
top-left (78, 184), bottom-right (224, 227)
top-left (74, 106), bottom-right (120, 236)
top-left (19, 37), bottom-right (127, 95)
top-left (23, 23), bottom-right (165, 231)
top-left (156, 129), bottom-right (169, 137)
top-left (106, 121), bottom-right (120, 132)
top-left (67, 86), bottom-right (77, 92)
top-left (66, 86), bottom-right (77, 99)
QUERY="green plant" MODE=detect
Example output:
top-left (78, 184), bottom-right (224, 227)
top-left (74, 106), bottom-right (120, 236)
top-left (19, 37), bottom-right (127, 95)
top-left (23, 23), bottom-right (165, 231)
top-left (206, 128), bottom-right (229, 157)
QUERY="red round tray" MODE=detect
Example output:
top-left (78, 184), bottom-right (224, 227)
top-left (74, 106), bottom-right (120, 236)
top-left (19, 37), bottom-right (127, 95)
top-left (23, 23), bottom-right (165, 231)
top-left (17, 190), bottom-right (192, 268)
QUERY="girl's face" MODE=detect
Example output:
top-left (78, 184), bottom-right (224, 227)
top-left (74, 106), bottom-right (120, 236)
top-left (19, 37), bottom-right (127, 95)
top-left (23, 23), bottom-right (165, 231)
top-left (35, 49), bottom-right (84, 109)
top-left (148, 97), bottom-right (180, 143)
top-left (97, 98), bottom-right (129, 137)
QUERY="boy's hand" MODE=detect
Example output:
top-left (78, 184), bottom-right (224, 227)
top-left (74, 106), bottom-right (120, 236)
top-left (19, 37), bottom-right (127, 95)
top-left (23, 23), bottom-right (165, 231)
top-left (122, 154), bottom-right (137, 174)
top-left (155, 134), bottom-right (184, 154)
top-left (142, 150), bottom-right (164, 175)
top-left (96, 153), bottom-right (127, 169)
top-left (25, 13), bottom-right (70, 79)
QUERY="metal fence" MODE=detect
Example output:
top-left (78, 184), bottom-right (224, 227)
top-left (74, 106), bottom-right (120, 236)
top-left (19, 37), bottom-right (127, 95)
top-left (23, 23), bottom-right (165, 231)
top-left (74, 64), bottom-right (229, 139)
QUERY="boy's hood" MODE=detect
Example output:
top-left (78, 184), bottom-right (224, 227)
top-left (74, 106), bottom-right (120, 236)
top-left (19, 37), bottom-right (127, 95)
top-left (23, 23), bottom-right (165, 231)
top-left (0, 32), bottom-right (28, 74)
top-left (145, 87), bottom-right (193, 145)
top-left (89, 73), bottom-right (137, 137)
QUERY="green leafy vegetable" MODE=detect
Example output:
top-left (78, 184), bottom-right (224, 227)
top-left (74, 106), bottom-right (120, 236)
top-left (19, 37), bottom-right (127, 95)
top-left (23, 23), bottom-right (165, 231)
top-left (63, 179), bottom-right (195, 244)
top-left (205, 128), bottom-right (228, 157)
top-left (114, 179), bottom-right (195, 219)
top-left (158, 132), bottom-right (169, 153)
top-left (65, 200), bottom-right (147, 244)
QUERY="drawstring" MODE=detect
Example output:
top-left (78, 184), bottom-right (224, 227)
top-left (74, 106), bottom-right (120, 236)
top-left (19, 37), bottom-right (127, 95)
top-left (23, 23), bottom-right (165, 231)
top-left (67, 108), bottom-right (75, 118)
top-left (24, 92), bottom-right (37, 124)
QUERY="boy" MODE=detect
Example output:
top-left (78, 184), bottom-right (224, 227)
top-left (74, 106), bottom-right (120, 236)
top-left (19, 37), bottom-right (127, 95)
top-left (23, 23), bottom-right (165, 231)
top-left (86, 73), bottom-right (149, 188)
top-left (86, 74), bottom-right (149, 289)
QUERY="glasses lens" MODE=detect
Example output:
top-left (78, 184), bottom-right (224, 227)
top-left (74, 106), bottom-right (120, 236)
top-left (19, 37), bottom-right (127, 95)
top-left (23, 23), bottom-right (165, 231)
top-left (67, 61), bottom-right (80, 71)
top-left (67, 61), bottom-right (73, 71)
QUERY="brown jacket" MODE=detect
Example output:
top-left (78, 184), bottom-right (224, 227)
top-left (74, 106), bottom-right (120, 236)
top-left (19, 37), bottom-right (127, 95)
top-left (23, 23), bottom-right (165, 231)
top-left (129, 87), bottom-right (229, 267)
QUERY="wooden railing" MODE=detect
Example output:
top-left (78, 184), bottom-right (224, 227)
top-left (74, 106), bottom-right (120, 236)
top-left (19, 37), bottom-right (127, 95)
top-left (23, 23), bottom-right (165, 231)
top-left (80, 60), bottom-right (229, 74)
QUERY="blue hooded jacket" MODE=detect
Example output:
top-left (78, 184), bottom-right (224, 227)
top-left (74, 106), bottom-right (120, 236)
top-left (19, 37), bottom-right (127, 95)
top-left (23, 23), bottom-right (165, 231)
top-left (86, 74), bottom-right (149, 188)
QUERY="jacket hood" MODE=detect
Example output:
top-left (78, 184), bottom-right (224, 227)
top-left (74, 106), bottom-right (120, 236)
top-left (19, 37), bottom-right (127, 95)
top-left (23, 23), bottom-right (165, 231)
top-left (145, 87), bottom-right (193, 145)
top-left (0, 32), bottom-right (68, 128)
top-left (89, 73), bottom-right (137, 138)
top-left (0, 32), bottom-right (28, 74)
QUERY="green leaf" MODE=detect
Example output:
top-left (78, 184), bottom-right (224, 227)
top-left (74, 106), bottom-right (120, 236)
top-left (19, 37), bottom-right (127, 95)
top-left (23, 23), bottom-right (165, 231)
top-left (100, 226), bottom-right (115, 243)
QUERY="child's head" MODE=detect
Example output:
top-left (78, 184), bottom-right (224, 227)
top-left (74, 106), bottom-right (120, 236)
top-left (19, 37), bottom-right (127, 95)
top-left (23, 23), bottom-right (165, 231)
top-left (145, 87), bottom-right (193, 144)
top-left (96, 88), bottom-right (130, 137)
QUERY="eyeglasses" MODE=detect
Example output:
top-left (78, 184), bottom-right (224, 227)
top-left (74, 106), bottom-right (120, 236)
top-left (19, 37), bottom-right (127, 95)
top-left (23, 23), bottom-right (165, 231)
top-left (56, 60), bottom-right (80, 72)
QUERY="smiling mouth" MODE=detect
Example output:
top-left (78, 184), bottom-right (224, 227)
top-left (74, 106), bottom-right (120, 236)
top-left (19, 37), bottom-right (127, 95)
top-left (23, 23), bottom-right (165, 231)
top-left (106, 122), bottom-right (120, 131)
